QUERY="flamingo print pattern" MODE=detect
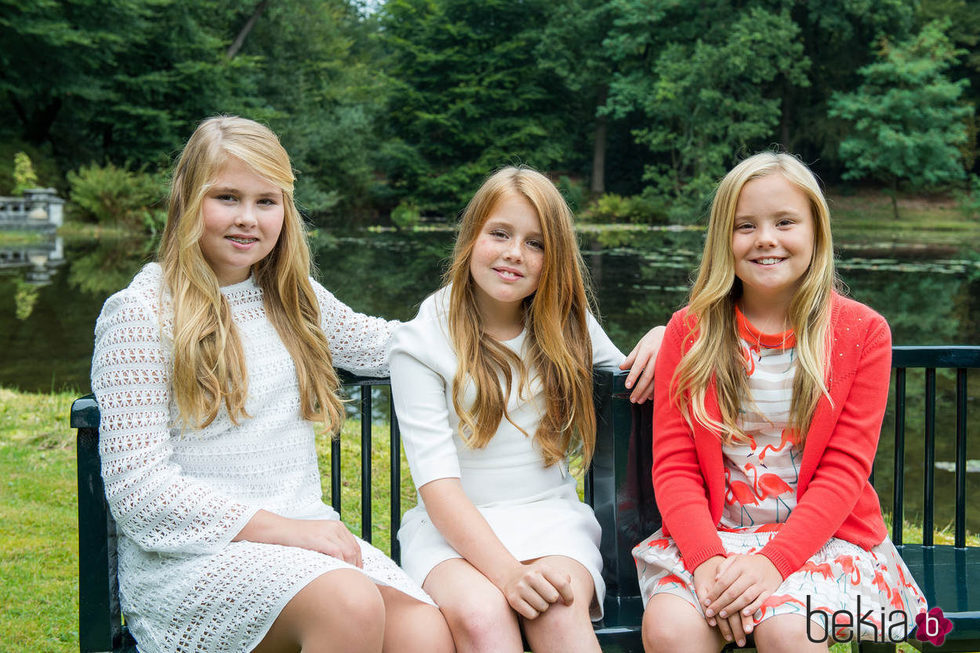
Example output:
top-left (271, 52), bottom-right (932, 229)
top-left (633, 324), bottom-right (926, 641)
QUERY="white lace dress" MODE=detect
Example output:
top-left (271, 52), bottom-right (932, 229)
top-left (90, 263), bottom-right (432, 653)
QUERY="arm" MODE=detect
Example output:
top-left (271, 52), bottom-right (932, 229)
top-left (651, 315), bottom-right (726, 572)
top-left (313, 281), bottom-right (399, 377)
top-left (419, 479), bottom-right (574, 618)
top-left (389, 322), bottom-right (572, 618)
top-left (92, 288), bottom-right (256, 554)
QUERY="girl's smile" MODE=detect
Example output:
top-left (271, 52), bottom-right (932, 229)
top-left (732, 173), bottom-right (814, 314)
top-left (469, 192), bottom-right (544, 335)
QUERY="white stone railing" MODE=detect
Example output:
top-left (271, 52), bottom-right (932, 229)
top-left (0, 188), bottom-right (65, 228)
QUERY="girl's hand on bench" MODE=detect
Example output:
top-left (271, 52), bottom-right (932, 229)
top-left (621, 325), bottom-right (666, 403)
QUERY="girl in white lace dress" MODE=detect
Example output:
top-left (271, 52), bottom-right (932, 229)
top-left (90, 116), bottom-right (453, 653)
top-left (389, 167), bottom-right (664, 653)
top-left (633, 153), bottom-right (925, 652)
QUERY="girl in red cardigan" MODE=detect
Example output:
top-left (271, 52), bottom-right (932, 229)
top-left (633, 153), bottom-right (925, 652)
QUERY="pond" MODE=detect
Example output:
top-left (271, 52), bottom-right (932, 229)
top-left (1, 226), bottom-right (978, 531)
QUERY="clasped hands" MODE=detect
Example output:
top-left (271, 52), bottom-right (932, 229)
top-left (693, 554), bottom-right (782, 647)
top-left (498, 559), bottom-right (574, 620)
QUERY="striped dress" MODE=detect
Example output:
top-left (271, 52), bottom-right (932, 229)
top-left (633, 307), bottom-right (926, 642)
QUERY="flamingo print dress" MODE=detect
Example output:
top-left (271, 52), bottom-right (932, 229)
top-left (633, 311), bottom-right (926, 641)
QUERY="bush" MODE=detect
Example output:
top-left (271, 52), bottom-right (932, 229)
top-left (390, 200), bottom-right (421, 230)
top-left (11, 152), bottom-right (38, 196)
top-left (955, 174), bottom-right (980, 220)
top-left (67, 163), bottom-right (167, 232)
top-left (557, 175), bottom-right (588, 213)
top-left (581, 193), bottom-right (668, 224)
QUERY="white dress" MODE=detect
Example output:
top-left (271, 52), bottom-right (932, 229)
top-left (388, 287), bottom-right (625, 619)
top-left (90, 263), bottom-right (432, 653)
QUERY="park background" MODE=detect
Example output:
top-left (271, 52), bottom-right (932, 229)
top-left (1, 0), bottom-right (978, 650)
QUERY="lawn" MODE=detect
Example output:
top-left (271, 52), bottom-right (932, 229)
top-left (0, 386), bottom-right (973, 652)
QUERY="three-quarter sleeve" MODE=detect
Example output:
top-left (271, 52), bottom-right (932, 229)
top-left (388, 316), bottom-right (462, 488)
top-left (91, 286), bottom-right (256, 554)
top-left (312, 281), bottom-right (399, 377)
top-left (587, 312), bottom-right (626, 368)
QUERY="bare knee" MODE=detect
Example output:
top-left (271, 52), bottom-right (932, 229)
top-left (444, 586), bottom-right (517, 647)
top-left (642, 595), bottom-right (719, 653)
top-left (523, 599), bottom-right (598, 653)
top-left (753, 614), bottom-right (828, 653)
top-left (296, 570), bottom-right (385, 649)
top-left (378, 586), bottom-right (453, 653)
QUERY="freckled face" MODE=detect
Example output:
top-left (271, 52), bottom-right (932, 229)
top-left (468, 192), bottom-right (544, 322)
top-left (732, 173), bottom-right (815, 307)
top-left (199, 157), bottom-right (285, 286)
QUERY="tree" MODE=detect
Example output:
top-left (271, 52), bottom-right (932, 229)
top-left (829, 20), bottom-right (971, 219)
top-left (536, 0), bottom-right (617, 195)
top-left (379, 0), bottom-right (580, 215)
top-left (604, 1), bottom-right (809, 220)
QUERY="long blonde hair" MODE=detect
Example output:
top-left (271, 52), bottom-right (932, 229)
top-left (159, 115), bottom-right (344, 432)
top-left (445, 166), bottom-right (597, 467)
top-left (674, 152), bottom-right (839, 445)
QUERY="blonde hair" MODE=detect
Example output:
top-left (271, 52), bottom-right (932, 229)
top-left (159, 115), bottom-right (344, 432)
top-left (674, 152), bottom-right (839, 445)
top-left (445, 166), bottom-right (597, 467)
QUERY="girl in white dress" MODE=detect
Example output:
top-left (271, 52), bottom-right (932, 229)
top-left (90, 116), bottom-right (453, 653)
top-left (388, 166), bottom-right (663, 653)
top-left (633, 153), bottom-right (925, 652)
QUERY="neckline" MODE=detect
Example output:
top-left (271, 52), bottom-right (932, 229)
top-left (219, 274), bottom-right (256, 294)
top-left (735, 305), bottom-right (796, 349)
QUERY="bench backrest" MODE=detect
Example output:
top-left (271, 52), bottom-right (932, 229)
top-left (72, 347), bottom-right (980, 651)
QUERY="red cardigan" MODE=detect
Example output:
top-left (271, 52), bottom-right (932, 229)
top-left (652, 293), bottom-right (890, 579)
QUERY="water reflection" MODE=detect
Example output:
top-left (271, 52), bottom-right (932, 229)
top-left (0, 236), bottom-right (65, 286)
top-left (0, 228), bottom-right (977, 530)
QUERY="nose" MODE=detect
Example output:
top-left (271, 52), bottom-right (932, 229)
top-left (502, 239), bottom-right (523, 261)
top-left (234, 202), bottom-right (257, 228)
top-left (755, 224), bottom-right (777, 248)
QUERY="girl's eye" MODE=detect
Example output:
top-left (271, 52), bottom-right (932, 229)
top-left (258, 198), bottom-right (278, 207)
top-left (735, 223), bottom-right (753, 231)
top-left (527, 240), bottom-right (543, 250)
top-left (490, 229), bottom-right (508, 239)
top-left (216, 194), bottom-right (237, 202)
top-left (777, 219), bottom-right (794, 227)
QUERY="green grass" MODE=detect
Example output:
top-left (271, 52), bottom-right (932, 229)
top-left (828, 190), bottom-right (980, 247)
top-left (1, 386), bottom-right (977, 652)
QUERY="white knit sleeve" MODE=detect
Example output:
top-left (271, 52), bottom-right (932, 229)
top-left (313, 281), bottom-right (399, 377)
top-left (588, 312), bottom-right (626, 368)
top-left (91, 285), bottom-right (257, 554)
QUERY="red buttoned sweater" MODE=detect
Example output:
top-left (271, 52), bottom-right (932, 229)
top-left (652, 293), bottom-right (890, 579)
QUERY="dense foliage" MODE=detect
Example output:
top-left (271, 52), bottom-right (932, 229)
top-left (0, 0), bottom-right (975, 224)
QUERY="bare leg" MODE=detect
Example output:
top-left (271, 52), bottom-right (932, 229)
top-left (377, 584), bottom-right (455, 653)
top-left (520, 556), bottom-right (600, 653)
top-left (424, 558), bottom-right (523, 653)
top-left (253, 568), bottom-right (385, 653)
top-left (753, 613), bottom-right (829, 653)
top-left (641, 593), bottom-right (724, 653)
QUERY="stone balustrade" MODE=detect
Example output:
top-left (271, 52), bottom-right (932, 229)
top-left (0, 188), bottom-right (65, 229)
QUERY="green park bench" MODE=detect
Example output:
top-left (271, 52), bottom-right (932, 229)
top-left (72, 347), bottom-right (980, 653)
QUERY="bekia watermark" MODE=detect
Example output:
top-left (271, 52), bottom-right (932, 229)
top-left (805, 595), bottom-right (913, 644)
top-left (914, 607), bottom-right (953, 647)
